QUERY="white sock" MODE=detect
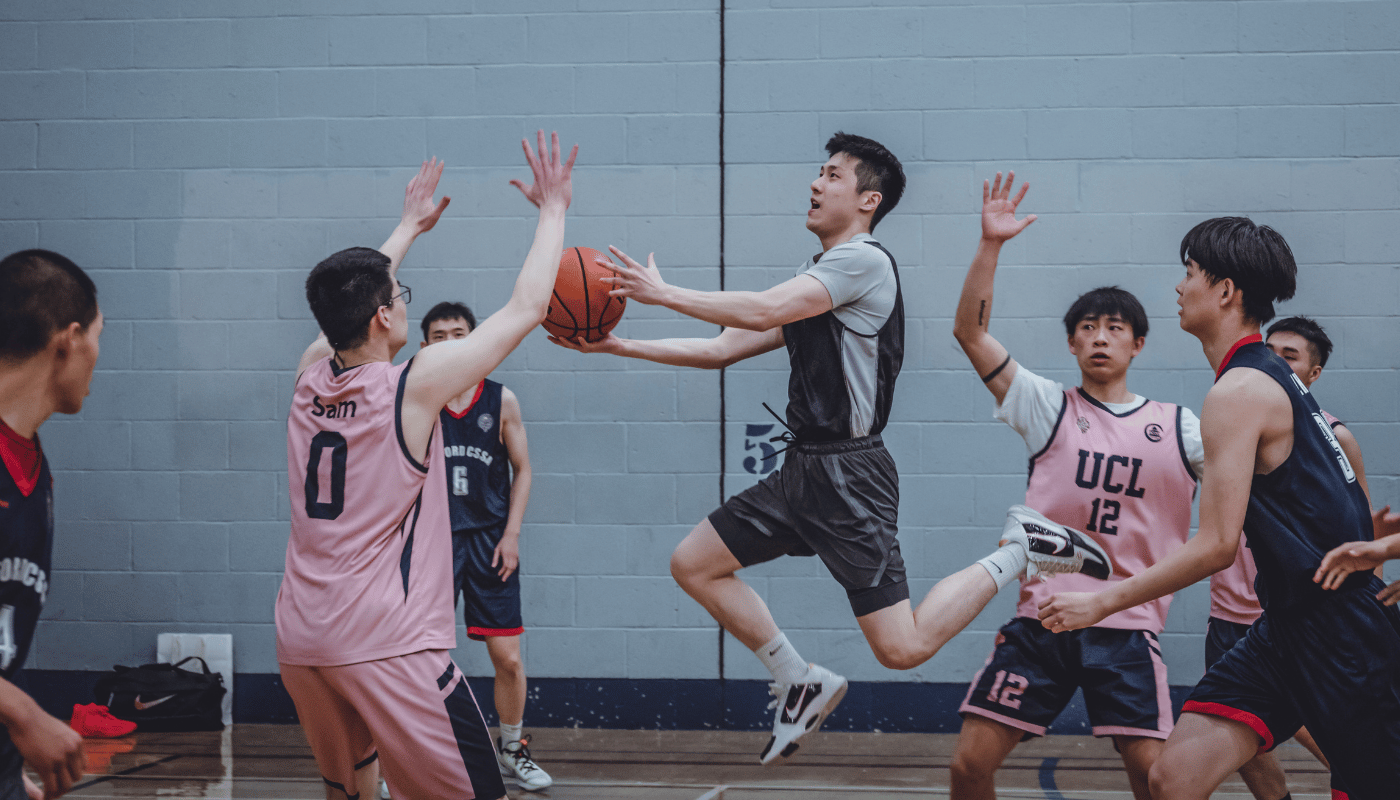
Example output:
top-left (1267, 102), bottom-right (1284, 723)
top-left (977, 544), bottom-right (1028, 591)
top-left (498, 721), bottom-right (522, 747)
top-left (755, 633), bottom-right (811, 684)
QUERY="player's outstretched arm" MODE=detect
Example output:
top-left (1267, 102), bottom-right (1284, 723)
top-left (1314, 514), bottom-right (1400, 591)
top-left (495, 387), bottom-right (530, 582)
top-left (405, 131), bottom-right (575, 419)
top-left (1038, 371), bottom-right (1278, 631)
top-left (379, 157), bottom-right (451, 276)
top-left (293, 160), bottom-right (450, 378)
top-left (598, 248), bottom-right (833, 332)
top-left (0, 676), bottom-right (85, 799)
top-left (952, 171), bottom-right (1036, 404)
top-left (550, 325), bottom-right (784, 370)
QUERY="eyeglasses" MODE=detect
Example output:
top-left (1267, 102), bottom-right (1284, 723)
top-left (386, 284), bottom-right (411, 306)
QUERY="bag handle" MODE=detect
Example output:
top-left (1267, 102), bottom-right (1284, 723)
top-left (172, 656), bottom-right (213, 675)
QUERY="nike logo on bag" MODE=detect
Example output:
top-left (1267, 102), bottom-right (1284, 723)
top-left (133, 694), bottom-right (175, 711)
top-left (781, 683), bottom-right (821, 724)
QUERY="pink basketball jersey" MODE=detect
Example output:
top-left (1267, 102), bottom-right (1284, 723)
top-left (277, 357), bottom-right (456, 667)
top-left (1019, 389), bottom-right (1198, 632)
top-left (1209, 409), bottom-right (1342, 626)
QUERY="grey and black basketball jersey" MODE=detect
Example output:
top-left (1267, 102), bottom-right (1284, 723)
top-left (782, 233), bottom-right (903, 442)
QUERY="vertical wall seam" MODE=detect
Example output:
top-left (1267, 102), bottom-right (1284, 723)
top-left (717, 0), bottom-right (727, 696)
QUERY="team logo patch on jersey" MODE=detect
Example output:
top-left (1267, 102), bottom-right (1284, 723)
top-left (1076, 416), bottom-right (1090, 433)
top-left (1144, 423), bottom-right (1163, 442)
top-left (477, 413), bottom-right (493, 432)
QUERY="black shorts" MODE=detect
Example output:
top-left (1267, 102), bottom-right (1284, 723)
top-left (1204, 616), bottom-right (1253, 671)
top-left (1185, 579), bottom-right (1400, 800)
top-left (452, 525), bottom-right (523, 640)
top-left (708, 434), bottom-right (908, 617)
top-left (959, 618), bottom-right (1173, 740)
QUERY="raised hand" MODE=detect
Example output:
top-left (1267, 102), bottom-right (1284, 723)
top-left (402, 157), bottom-right (451, 235)
top-left (599, 246), bottom-right (668, 306)
top-left (510, 130), bottom-right (577, 211)
top-left (548, 332), bottom-right (625, 355)
top-left (982, 171), bottom-right (1036, 243)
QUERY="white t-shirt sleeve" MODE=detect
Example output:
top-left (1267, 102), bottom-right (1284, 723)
top-left (993, 366), bottom-right (1067, 456)
top-left (1179, 406), bottom-right (1205, 480)
top-left (803, 242), bottom-right (881, 309)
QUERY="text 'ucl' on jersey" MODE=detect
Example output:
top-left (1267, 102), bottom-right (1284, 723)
top-left (1021, 389), bottom-right (1198, 632)
top-left (440, 380), bottom-right (511, 533)
top-left (277, 357), bottom-right (455, 667)
top-left (782, 238), bottom-right (903, 442)
top-left (1219, 341), bottom-right (1372, 613)
top-left (1209, 408), bottom-right (1346, 625)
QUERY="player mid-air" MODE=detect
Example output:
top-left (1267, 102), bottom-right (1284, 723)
top-left (0, 250), bottom-right (98, 800)
top-left (552, 134), bottom-right (1111, 763)
top-left (950, 173), bottom-right (1202, 800)
top-left (417, 301), bottom-right (551, 792)
top-left (276, 132), bottom-right (575, 800)
top-left (1038, 218), bottom-right (1400, 800)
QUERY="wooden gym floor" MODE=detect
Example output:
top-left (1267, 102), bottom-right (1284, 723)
top-left (65, 725), bottom-right (1333, 799)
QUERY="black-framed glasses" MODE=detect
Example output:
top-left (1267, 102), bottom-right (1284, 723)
top-left (387, 284), bottom-right (411, 306)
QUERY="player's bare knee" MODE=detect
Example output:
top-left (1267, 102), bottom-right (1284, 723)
top-left (948, 746), bottom-right (993, 785)
top-left (871, 641), bottom-right (921, 671)
top-left (1146, 760), bottom-right (1195, 800)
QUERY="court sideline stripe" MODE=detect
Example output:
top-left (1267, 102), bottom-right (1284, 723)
top-left (694, 785), bottom-right (728, 800)
top-left (68, 754), bottom-right (182, 792)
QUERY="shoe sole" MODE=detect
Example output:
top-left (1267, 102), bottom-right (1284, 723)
top-left (759, 678), bottom-right (849, 765)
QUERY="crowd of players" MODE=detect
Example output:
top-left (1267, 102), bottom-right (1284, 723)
top-left (2, 129), bottom-right (1399, 800)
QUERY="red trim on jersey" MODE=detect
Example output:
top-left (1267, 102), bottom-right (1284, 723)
top-left (466, 625), bottom-right (523, 641)
top-left (1181, 700), bottom-right (1274, 751)
top-left (1332, 789), bottom-right (1350, 800)
top-left (1215, 334), bottom-right (1263, 382)
top-left (0, 418), bottom-right (41, 497)
top-left (445, 382), bottom-right (486, 420)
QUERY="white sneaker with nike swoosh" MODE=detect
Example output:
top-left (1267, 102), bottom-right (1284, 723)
top-left (1000, 504), bottom-right (1113, 580)
top-left (759, 663), bottom-right (847, 765)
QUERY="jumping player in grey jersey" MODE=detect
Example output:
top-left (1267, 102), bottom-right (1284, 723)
top-left (553, 133), bottom-right (1111, 763)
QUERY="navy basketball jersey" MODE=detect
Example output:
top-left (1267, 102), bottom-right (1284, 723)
top-left (1218, 338), bottom-right (1372, 612)
top-left (0, 422), bottom-right (55, 778)
top-left (783, 240), bottom-right (904, 442)
top-left (439, 380), bottom-right (511, 532)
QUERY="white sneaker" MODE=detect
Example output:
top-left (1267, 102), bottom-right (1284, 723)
top-left (378, 779), bottom-right (390, 799)
top-left (759, 663), bottom-right (848, 765)
top-left (498, 734), bottom-right (553, 791)
top-left (1001, 504), bottom-right (1113, 580)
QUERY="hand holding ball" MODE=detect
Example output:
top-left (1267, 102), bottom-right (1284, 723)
top-left (542, 247), bottom-right (627, 343)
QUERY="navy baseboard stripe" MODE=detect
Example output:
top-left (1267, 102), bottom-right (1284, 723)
top-left (21, 670), bottom-right (1192, 733)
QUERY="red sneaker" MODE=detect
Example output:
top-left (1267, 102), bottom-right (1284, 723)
top-left (70, 704), bottom-right (137, 738)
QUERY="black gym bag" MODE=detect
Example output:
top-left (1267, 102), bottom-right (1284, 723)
top-left (93, 656), bottom-right (226, 732)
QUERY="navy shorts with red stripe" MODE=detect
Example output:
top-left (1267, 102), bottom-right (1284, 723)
top-left (1183, 578), bottom-right (1400, 800)
top-left (452, 524), bottom-right (523, 641)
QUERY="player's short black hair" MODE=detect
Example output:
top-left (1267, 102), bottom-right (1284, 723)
top-left (1062, 286), bottom-right (1149, 339)
top-left (0, 249), bottom-right (98, 363)
top-left (1267, 315), bottom-right (1332, 369)
top-left (420, 301), bottom-right (477, 341)
top-left (305, 247), bottom-right (394, 351)
top-left (825, 132), bottom-right (905, 231)
top-left (1180, 217), bottom-right (1296, 325)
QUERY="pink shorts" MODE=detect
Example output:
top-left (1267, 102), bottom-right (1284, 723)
top-left (281, 650), bottom-right (505, 800)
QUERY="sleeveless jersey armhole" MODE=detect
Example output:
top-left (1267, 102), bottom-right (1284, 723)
top-left (1175, 404), bottom-right (1198, 483)
top-left (395, 357), bottom-right (429, 474)
top-left (1026, 391), bottom-right (1069, 482)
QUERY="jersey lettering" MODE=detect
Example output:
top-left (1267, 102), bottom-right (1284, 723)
top-left (304, 431), bottom-right (347, 520)
top-left (451, 466), bottom-right (469, 496)
top-left (310, 395), bottom-right (357, 419)
top-left (0, 606), bottom-right (14, 671)
top-left (0, 560), bottom-right (47, 603)
top-left (443, 445), bottom-right (493, 465)
top-left (1074, 450), bottom-right (1147, 498)
top-left (1313, 413), bottom-right (1356, 483)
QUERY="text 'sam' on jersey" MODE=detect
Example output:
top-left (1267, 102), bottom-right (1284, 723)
top-left (277, 357), bottom-right (455, 667)
top-left (1020, 388), bottom-right (1198, 633)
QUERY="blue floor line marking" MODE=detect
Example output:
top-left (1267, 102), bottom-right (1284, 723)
top-left (1038, 757), bottom-right (1071, 800)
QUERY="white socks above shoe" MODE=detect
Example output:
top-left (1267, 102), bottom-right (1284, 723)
top-left (498, 721), bottom-right (523, 747)
top-left (756, 633), bottom-right (811, 684)
top-left (978, 544), bottom-right (1028, 591)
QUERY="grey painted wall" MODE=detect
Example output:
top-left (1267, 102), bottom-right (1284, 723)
top-left (3, 1), bottom-right (1397, 692)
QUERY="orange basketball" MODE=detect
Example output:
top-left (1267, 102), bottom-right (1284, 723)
top-left (543, 246), bottom-right (626, 343)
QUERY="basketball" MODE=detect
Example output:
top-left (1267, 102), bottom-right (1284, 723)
top-left (542, 246), bottom-right (627, 343)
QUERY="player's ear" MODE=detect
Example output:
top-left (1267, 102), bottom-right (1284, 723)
top-left (1308, 363), bottom-right (1323, 385)
top-left (1131, 336), bottom-right (1146, 357)
top-left (860, 190), bottom-right (882, 213)
top-left (420, 340), bottom-right (428, 350)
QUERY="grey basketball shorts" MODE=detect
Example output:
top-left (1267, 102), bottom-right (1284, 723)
top-left (709, 434), bottom-right (908, 616)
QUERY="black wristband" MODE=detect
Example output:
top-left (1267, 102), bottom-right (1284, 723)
top-left (981, 354), bottom-right (1012, 384)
